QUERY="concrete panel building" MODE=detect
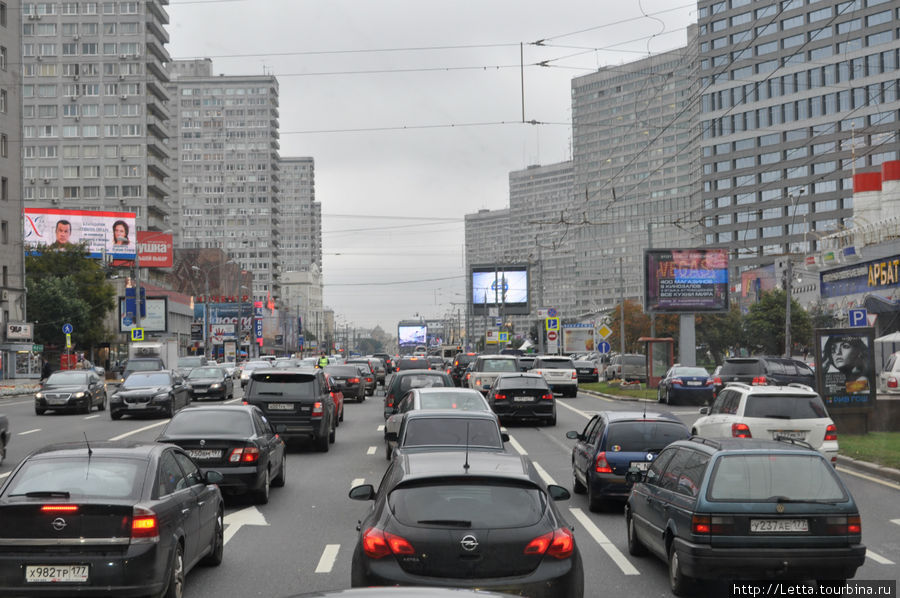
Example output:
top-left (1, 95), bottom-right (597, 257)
top-left (279, 157), bottom-right (321, 271)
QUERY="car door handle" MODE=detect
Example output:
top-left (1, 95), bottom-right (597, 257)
top-left (182, 507), bottom-right (192, 514)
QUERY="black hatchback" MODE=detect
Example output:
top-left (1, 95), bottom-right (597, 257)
top-left (349, 450), bottom-right (584, 597)
top-left (486, 372), bottom-right (556, 426)
top-left (712, 356), bottom-right (816, 396)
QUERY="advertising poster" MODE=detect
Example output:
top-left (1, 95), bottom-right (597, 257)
top-left (563, 324), bottom-right (595, 354)
top-left (471, 265), bottom-right (529, 315)
top-left (118, 297), bottom-right (168, 332)
top-left (644, 248), bottom-right (729, 313)
top-left (398, 325), bottom-right (427, 347)
top-left (815, 327), bottom-right (876, 412)
top-left (24, 208), bottom-right (136, 260)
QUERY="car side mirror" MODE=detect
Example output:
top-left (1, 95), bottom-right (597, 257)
top-left (565, 431), bottom-right (581, 440)
top-left (698, 407), bottom-right (710, 415)
top-left (625, 469), bottom-right (646, 484)
top-left (349, 484), bottom-right (376, 501)
top-left (205, 470), bottom-right (225, 485)
top-left (501, 430), bottom-right (510, 443)
top-left (547, 484), bottom-right (571, 501)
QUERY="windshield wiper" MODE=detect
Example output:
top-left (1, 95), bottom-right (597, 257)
top-left (257, 391), bottom-right (283, 396)
top-left (764, 495), bottom-right (839, 505)
top-left (10, 491), bottom-right (71, 498)
top-left (417, 519), bottom-right (472, 527)
top-left (762, 415), bottom-right (791, 419)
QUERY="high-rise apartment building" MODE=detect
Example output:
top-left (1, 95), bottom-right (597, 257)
top-left (21, 0), bottom-right (173, 231)
top-left (279, 157), bottom-right (321, 271)
top-left (569, 30), bottom-right (701, 317)
top-left (464, 207), bottom-right (509, 339)
top-left (169, 59), bottom-right (281, 300)
top-left (697, 0), bottom-right (900, 275)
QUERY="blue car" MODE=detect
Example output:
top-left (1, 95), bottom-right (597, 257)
top-left (566, 410), bottom-right (690, 511)
top-left (657, 365), bottom-right (714, 405)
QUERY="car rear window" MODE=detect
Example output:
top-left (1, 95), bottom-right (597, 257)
top-left (673, 367), bottom-right (709, 377)
top-left (480, 359), bottom-right (518, 372)
top-left (397, 358), bottom-right (427, 370)
top-left (496, 376), bottom-right (549, 390)
top-left (454, 354), bottom-right (477, 366)
top-left (536, 358), bottom-right (574, 368)
top-left (623, 355), bottom-right (645, 366)
top-left (165, 410), bottom-right (253, 435)
top-left (249, 373), bottom-right (317, 398)
top-left (723, 359), bottom-right (763, 375)
top-left (398, 374), bottom-right (450, 393)
top-left (5, 457), bottom-right (145, 500)
top-left (708, 454), bottom-right (846, 501)
top-left (403, 418), bottom-right (502, 448)
top-left (743, 394), bottom-right (828, 419)
top-left (606, 421), bottom-right (690, 452)
top-left (325, 366), bottom-right (360, 377)
top-left (418, 391), bottom-right (488, 411)
top-left (390, 482), bottom-right (545, 528)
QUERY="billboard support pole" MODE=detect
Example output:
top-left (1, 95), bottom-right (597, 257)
top-left (619, 257), bottom-right (626, 356)
top-left (133, 250), bottom-right (141, 330)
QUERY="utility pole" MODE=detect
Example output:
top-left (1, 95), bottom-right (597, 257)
top-left (619, 257), bottom-right (626, 356)
top-left (784, 258), bottom-right (793, 358)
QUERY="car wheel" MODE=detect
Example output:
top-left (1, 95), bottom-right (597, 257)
top-left (626, 513), bottom-right (648, 556)
top-left (548, 410), bottom-right (557, 426)
top-left (329, 418), bottom-right (336, 443)
top-left (316, 432), bottom-right (330, 452)
top-left (385, 441), bottom-right (392, 461)
top-left (97, 395), bottom-right (106, 411)
top-left (35, 407), bottom-right (45, 416)
top-left (200, 509), bottom-right (224, 566)
top-left (82, 399), bottom-right (92, 414)
top-left (272, 456), bottom-right (286, 487)
top-left (110, 410), bottom-right (122, 420)
top-left (572, 468), bottom-right (586, 494)
top-left (586, 472), bottom-right (605, 512)
top-left (161, 542), bottom-right (185, 598)
top-left (366, 388), bottom-right (374, 396)
top-left (665, 389), bottom-right (673, 405)
top-left (339, 406), bottom-right (344, 422)
top-left (255, 468), bottom-right (270, 505)
top-left (165, 397), bottom-right (175, 419)
top-left (668, 542), bottom-right (695, 596)
top-left (657, 387), bottom-right (665, 403)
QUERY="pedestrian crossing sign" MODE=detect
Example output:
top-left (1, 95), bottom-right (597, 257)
top-left (131, 328), bottom-right (145, 342)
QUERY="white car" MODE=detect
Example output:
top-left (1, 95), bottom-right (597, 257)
top-left (467, 355), bottom-right (519, 394)
top-left (529, 355), bottom-right (579, 397)
top-left (692, 382), bottom-right (838, 464)
top-left (878, 350), bottom-right (900, 393)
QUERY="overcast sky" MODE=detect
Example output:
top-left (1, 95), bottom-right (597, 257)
top-left (168, 0), bottom-right (697, 332)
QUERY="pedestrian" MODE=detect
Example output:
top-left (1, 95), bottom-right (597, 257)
top-left (317, 352), bottom-right (329, 368)
top-left (40, 358), bottom-right (52, 382)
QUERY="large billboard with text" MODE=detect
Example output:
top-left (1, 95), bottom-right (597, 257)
top-left (24, 208), bottom-right (136, 260)
top-left (644, 248), bottom-right (729, 313)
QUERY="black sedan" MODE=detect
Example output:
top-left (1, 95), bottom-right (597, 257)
top-left (0, 441), bottom-right (224, 597)
top-left (157, 405), bottom-right (286, 504)
top-left (486, 372), bottom-right (556, 426)
top-left (326, 364), bottom-right (366, 403)
top-left (186, 366), bottom-right (234, 400)
top-left (349, 450), bottom-right (583, 597)
top-left (656, 365), bottom-right (714, 405)
top-left (34, 370), bottom-right (107, 415)
top-left (109, 371), bottom-right (191, 420)
top-left (573, 360), bottom-right (599, 383)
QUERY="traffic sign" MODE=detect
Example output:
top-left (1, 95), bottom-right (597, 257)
top-left (131, 328), bottom-right (145, 342)
top-left (537, 309), bottom-right (549, 318)
top-left (65, 333), bottom-right (72, 349)
top-left (597, 323), bottom-right (613, 339)
top-left (598, 341), bottom-right (611, 353)
top-left (122, 316), bottom-right (133, 327)
top-left (548, 308), bottom-right (557, 317)
top-left (62, 323), bottom-right (73, 334)
top-left (498, 331), bottom-right (509, 343)
top-left (848, 308), bottom-right (867, 328)
top-left (545, 317), bottom-right (559, 331)
top-left (547, 330), bottom-right (558, 342)
top-left (32, 344), bottom-right (43, 352)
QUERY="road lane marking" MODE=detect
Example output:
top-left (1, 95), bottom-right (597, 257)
top-left (377, 425), bottom-right (384, 432)
top-left (351, 478), bottom-right (365, 489)
top-left (568, 507), bottom-right (640, 576)
top-left (891, 519), bottom-right (900, 526)
top-left (507, 436), bottom-right (528, 455)
top-left (223, 506), bottom-right (268, 545)
top-left (17, 429), bottom-right (40, 436)
top-left (315, 544), bottom-right (341, 573)
top-left (556, 400), bottom-right (597, 420)
top-left (83, 415), bottom-right (102, 420)
top-left (866, 550), bottom-right (895, 565)
top-left (366, 446), bottom-right (377, 455)
top-left (108, 420), bottom-right (168, 441)
top-left (835, 466), bottom-right (900, 490)
top-left (532, 461), bottom-right (557, 486)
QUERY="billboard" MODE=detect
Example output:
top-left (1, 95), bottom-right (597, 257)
top-left (398, 325), bottom-right (427, 347)
top-left (644, 249), bottom-right (729, 313)
top-left (118, 297), bottom-right (168, 333)
top-left (24, 208), bottom-right (136, 260)
top-left (563, 324), bottom-right (595, 354)
top-left (815, 327), bottom-right (876, 412)
top-left (136, 231), bottom-right (174, 268)
top-left (471, 265), bottom-right (529, 315)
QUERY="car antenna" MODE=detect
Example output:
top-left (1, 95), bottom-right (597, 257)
top-left (83, 432), bottom-right (93, 457)
top-left (464, 421), bottom-right (470, 472)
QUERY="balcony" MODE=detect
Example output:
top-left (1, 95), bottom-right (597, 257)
top-left (146, 15), bottom-right (170, 44)
top-left (146, 55), bottom-right (169, 83)
top-left (146, 137), bottom-right (170, 160)
top-left (146, 96), bottom-right (168, 120)
top-left (146, 115), bottom-right (171, 139)
top-left (146, 1), bottom-right (170, 25)
top-left (146, 79), bottom-right (169, 102)
top-left (146, 155), bottom-right (172, 180)
top-left (146, 38), bottom-right (171, 64)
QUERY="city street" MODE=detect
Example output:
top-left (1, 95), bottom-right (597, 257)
top-left (0, 387), bottom-right (897, 597)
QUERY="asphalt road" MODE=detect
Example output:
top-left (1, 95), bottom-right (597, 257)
top-left (0, 385), bottom-right (898, 598)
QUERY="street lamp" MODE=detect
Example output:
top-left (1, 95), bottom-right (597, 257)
top-left (192, 265), bottom-right (211, 358)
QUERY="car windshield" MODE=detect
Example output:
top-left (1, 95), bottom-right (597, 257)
top-left (402, 418), bottom-right (502, 448)
top-left (672, 367), bottom-right (709, 377)
top-left (45, 372), bottom-right (89, 385)
top-left (123, 373), bottom-right (171, 388)
top-left (398, 374), bottom-right (450, 393)
top-left (389, 482), bottom-right (545, 528)
top-left (164, 410), bottom-right (253, 435)
top-left (242, 361), bottom-right (270, 371)
top-left (708, 454), bottom-right (847, 502)
top-left (481, 359), bottom-right (517, 372)
top-left (606, 421), bottom-right (689, 452)
top-left (743, 394), bottom-right (829, 419)
top-left (5, 457), bottom-right (145, 500)
top-left (188, 367), bottom-right (224, 379)
top-left (177, 357), bottom-right (205, 368)
top-left (418, 391), bottom-right (489, 411)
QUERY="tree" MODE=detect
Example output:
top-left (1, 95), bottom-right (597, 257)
top-left (696, 305), bottom-right (744, 364)
top-left (807, 300), bottom-right (838, 331)
top-left (356, 337), bottom-right (384, 355)
top-left (26, 244), bottom-right (117, 351)
top-left (742, 289), bottom-right (812, 355)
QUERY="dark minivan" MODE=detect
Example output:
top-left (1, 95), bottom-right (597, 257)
top-left (243, 369), bottom-right (336, 452)
top-left (712, 356), bottom-right (815, 396)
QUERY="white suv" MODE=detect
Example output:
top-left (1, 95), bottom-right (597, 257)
top-left (691, 382), bottom-right (838, 464)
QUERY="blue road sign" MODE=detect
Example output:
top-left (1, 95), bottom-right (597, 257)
top-left (848, 308), bottom-right (868, 327)
top-left (122, 316), bottom-right (133, 327)
top-left (598, 341), bottom-right (611, 353)
top-left (548, 308), bottom-right (557, 317)
top-left (62, 323), bottom-right (73, 334)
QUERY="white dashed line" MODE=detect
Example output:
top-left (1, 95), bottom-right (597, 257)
top-left (108, 420), bottom-right (168, 441)
top-left (507, 436), bottom-right (528, 455)
top-left (531, 461), bottom-right (557, 486)
top-left (315, 544), bottom-right (341, 573)
top-left (835, 467), bottom-right (900, 490)
top-left (891, 519), bottom-right (900, 526)
top-left (351, 478), bottom-right (365, 489)
top-left (568, 507), bottom-right (640, 576)
top-left (17, 429), bottom-right (40, 436)
top-left (366, 446), bottom-right (377, 455)
top-left (83, 414), bottom-right (102, 420)
top-left (555, 400), bottom-right (597, 420)
top-left (377, 425), bottom-right (384, 432)
top-left (866, 550), bottom-right (895, 565)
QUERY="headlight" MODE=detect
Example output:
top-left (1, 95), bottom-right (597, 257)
top-left (210, 383), bottom-right (222, 389)
top-left (35, 392), bottom-right (43, 399)
top-left (73, 391), bottom-right (86, 399)
top-left (241, 373), bottom-right (250, 380)
top-left (154, 392), bottom-right (170, 400)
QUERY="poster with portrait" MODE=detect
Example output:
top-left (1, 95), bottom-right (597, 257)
top-left (814, 327), bottom-right (876, 412)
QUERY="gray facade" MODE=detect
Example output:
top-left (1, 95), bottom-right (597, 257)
top-left (279, 157), bottom-right (321, 271)
top-left (21, 0), bottom-right (173, 231)
top-left (464, 207), bottom-right (510, 341)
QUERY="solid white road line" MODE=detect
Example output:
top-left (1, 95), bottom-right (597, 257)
top-left (891, 519), bottom-right (900, 526)
top-left (507, 436), bottom-right (528, 455)
top-left (83, 414), bottom-right (102, 420)
top-left (532, 461), bottom-right (557, 486)
top-left (351, 478), bottom-right (365, 489)
top-left (866, 549), bottom-right (895, 565)
top-left (315, 544), bottom-right (341, 573)
top-left (568, 507), bottom-right (640, 576)
top-left (835, 466), bottom-right (900, 490)
top-left (556, 400), bottom-right (596, 420)
top-left (366, 446), bottom-right (377, 455)
top-left (108, 420), bottom-right (168, 441)
top-left (17, 429), bottom-right (40, 436)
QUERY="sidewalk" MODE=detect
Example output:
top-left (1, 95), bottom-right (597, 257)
top-left (580, 388), bottom-right (900, 486)
top-left (0, 378), bottom-right (40, 398)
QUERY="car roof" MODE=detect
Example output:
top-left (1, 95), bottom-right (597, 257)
top-left (479, 354), bottom-right (517, 359)
top-left (413, 387), bottom-right (483, 395)
top-left (404, 409), bottom-right (497, 420)
top-left (392, 369), bottom-right (445, 376)
top-left (677, 437), bottom-right (825, 455)
top-left (495, 372), bottom-right (545, 380)
top-left (397, 450), bottom-right (535, 484)
top-left (171, 404), bottom-right (256, 415)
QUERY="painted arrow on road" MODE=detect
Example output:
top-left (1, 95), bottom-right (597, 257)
top-left (223, 506), bottom-right (269, 545)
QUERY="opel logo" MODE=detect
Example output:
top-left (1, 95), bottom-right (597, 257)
top-left (460, 534), bottom-right (479, 552)
top-left (51, 518), bottom-right (67, 531)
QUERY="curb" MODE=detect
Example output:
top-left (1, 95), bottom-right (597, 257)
top-left (835, 455), bottom-right (900, 485)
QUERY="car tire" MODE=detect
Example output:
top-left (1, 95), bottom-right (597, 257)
top-left (161, 542), bottom-right (185, 598)
top-left (110, 410), bottom-right (122, 420)
top-left (97, 396), bottom-right (106, 411)
top-left (366, 389), bottom-right (374, 396)
top-left (385, 442), bottom-right (392, 460)
top-left (339, 406), bottom-right (344, 423)
top-left (316, 432), bottom-right (330, 453)
top-left (82, 399), bottom-right (92, 414)
top-left (329, 419), bottom-right (336, 443)
top-left (164, 397), bottom-right (175, 419)
top-left (572, 468), bottom-right (586, 494)
top-left (200, 509), bottom-right (224, 566)
top-left (626, 513), bottom-right (648, 556)
top-left (272, 456), bottom-right (286, 487)
top-left (586, 473), bottom-right (605, 512)
top-left (668, 542), bottom-right (695, 597)
top-left (665, 389), bottom-right (674, 405)
top-left (255, 468), bottom-right (270, 505)
top-left (657, 387), bottom-right (665, 403)
top-left (548, 410), bottom-right (557, 426)
top-left (35, 407), bottom-right (45, 416)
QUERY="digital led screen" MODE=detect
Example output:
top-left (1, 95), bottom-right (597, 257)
top-left (644, 249), bottom-right (729, 313)
top-left (398, 325), bottom-right (427, 347)
top-left (471, 265), bottom-right (529, 315)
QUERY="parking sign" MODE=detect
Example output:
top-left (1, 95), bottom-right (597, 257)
top-left (848, 308), bottom-right (867, 328)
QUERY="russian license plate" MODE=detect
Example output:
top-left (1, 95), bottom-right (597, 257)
top-left (686, 381), bottom-right (702, 386)
top-left (629, 461), bottom-right (651, 471)
top-left (774, 430), bottom-right (805, 440)
top-left (193, 388), bottom-right (207, 394)
top-left (268, 403), bottom-right (294, 410)
top-left (127, 402), bottom-right (147, 409)
top-left (26, 565), bottom-right (89, 583)
top-left (751, 519), bottom-right (808, 533)
top-left (513, 396), bottom-right (533, 402)
top-left (187, 449), bottom-right (222, 460)
top-left (48, 398), bottom-right (68, 405)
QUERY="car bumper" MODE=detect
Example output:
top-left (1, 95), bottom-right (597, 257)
top-left (109, 401), bottom-right (169, 416)
top-left (669, 387), bottom-right (714, 404)
top-left (201, 464), bottom-right (264, 494)
top-left (549, 383), bottom-right (578, 394)
top-left (0, 542), bottom-right (169, 597)
top-left (673, 538), bottom-right (866, 580)
top-left (589, 472), bottom-right (631, 499)
top-left (576, 374), bottom-right (599, 383)
top-left (493, 403), bottom-right (555, 421)
top-left (269, 419), bottom-right (327, 442)
top-left (35, 398), bottom-right (91, 412)
top-left (189, 388), bottom-right (227, 399)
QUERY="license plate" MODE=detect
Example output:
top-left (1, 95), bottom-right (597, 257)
top-left (774, 430), bottom-right (805, 440)
top-left (629, 461), bottom-right (651, 471)
top-left (126, 402), bottom-right (147, 409)
top-left (26, 565), bottom-right (89, 583)
top-left (193, 388), bottom-right (207, 394)
top-left (513, 396), bottom-right (533, 402)
top-left (268, 403), bottom-right (294, 410)
top-left (750, 519), bottom-right (808, 533)
top-left (48, 398), bottom-right (68, 405)
top-left (686, 381), bottom-right (702, 386)
top-left (187, 449), bottom-right (222, 460)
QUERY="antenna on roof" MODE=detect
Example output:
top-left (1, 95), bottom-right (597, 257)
top-left (463, 421), bottom-right (470, 471)
top-left (642, 397), bottom-right (647, 419)
top-left (83, 432), bottom-right (93, 457)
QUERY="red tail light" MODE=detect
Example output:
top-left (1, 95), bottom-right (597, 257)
top-left (705, 378), bottom-right (715, 386)
top-left (713, 376), bottom-right (722, 386)
top-left (131, 506), bottom-right (159, 540)
top-left (671, 378), bottom-right (683, 386)
top-left (524, 527), bottom-right (574, 559)
top-left (571, 371), bottom-right (577, 380)
top-left (824, 424), bottom-right (837, 441)
top-left (826, 515), bottom-right (861, 535)
top-left (541, 393), bottom-right (554, 400)
top-left (888, 377), bottom-right (899, 389)
top-left (691, 514), bottom-right (734, 534)
top-left (348, 377), bottom-right (360, 384)
top-left (494, 393), bottom-right (507, 401)
top-left (361, 527), bottom-right (414, 559)
top-left (41, 505), bottom-right (78, 513)
top-left (312, 401), bottom-right (324, 417)
top-left (692, 514), bottom-right (710, 534)
top-left (386, 394), bottom-right (395, 408)
top-left (751, 376), bottom-right (767, 385)
top-left (229, 446), bottom-right (260, 463)
top-left (594, 452), bottom-right (612, 473)
top-left (732, 423), bottom-right (752, 438)
top-left (592, 368), bottom-right (598, 375)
